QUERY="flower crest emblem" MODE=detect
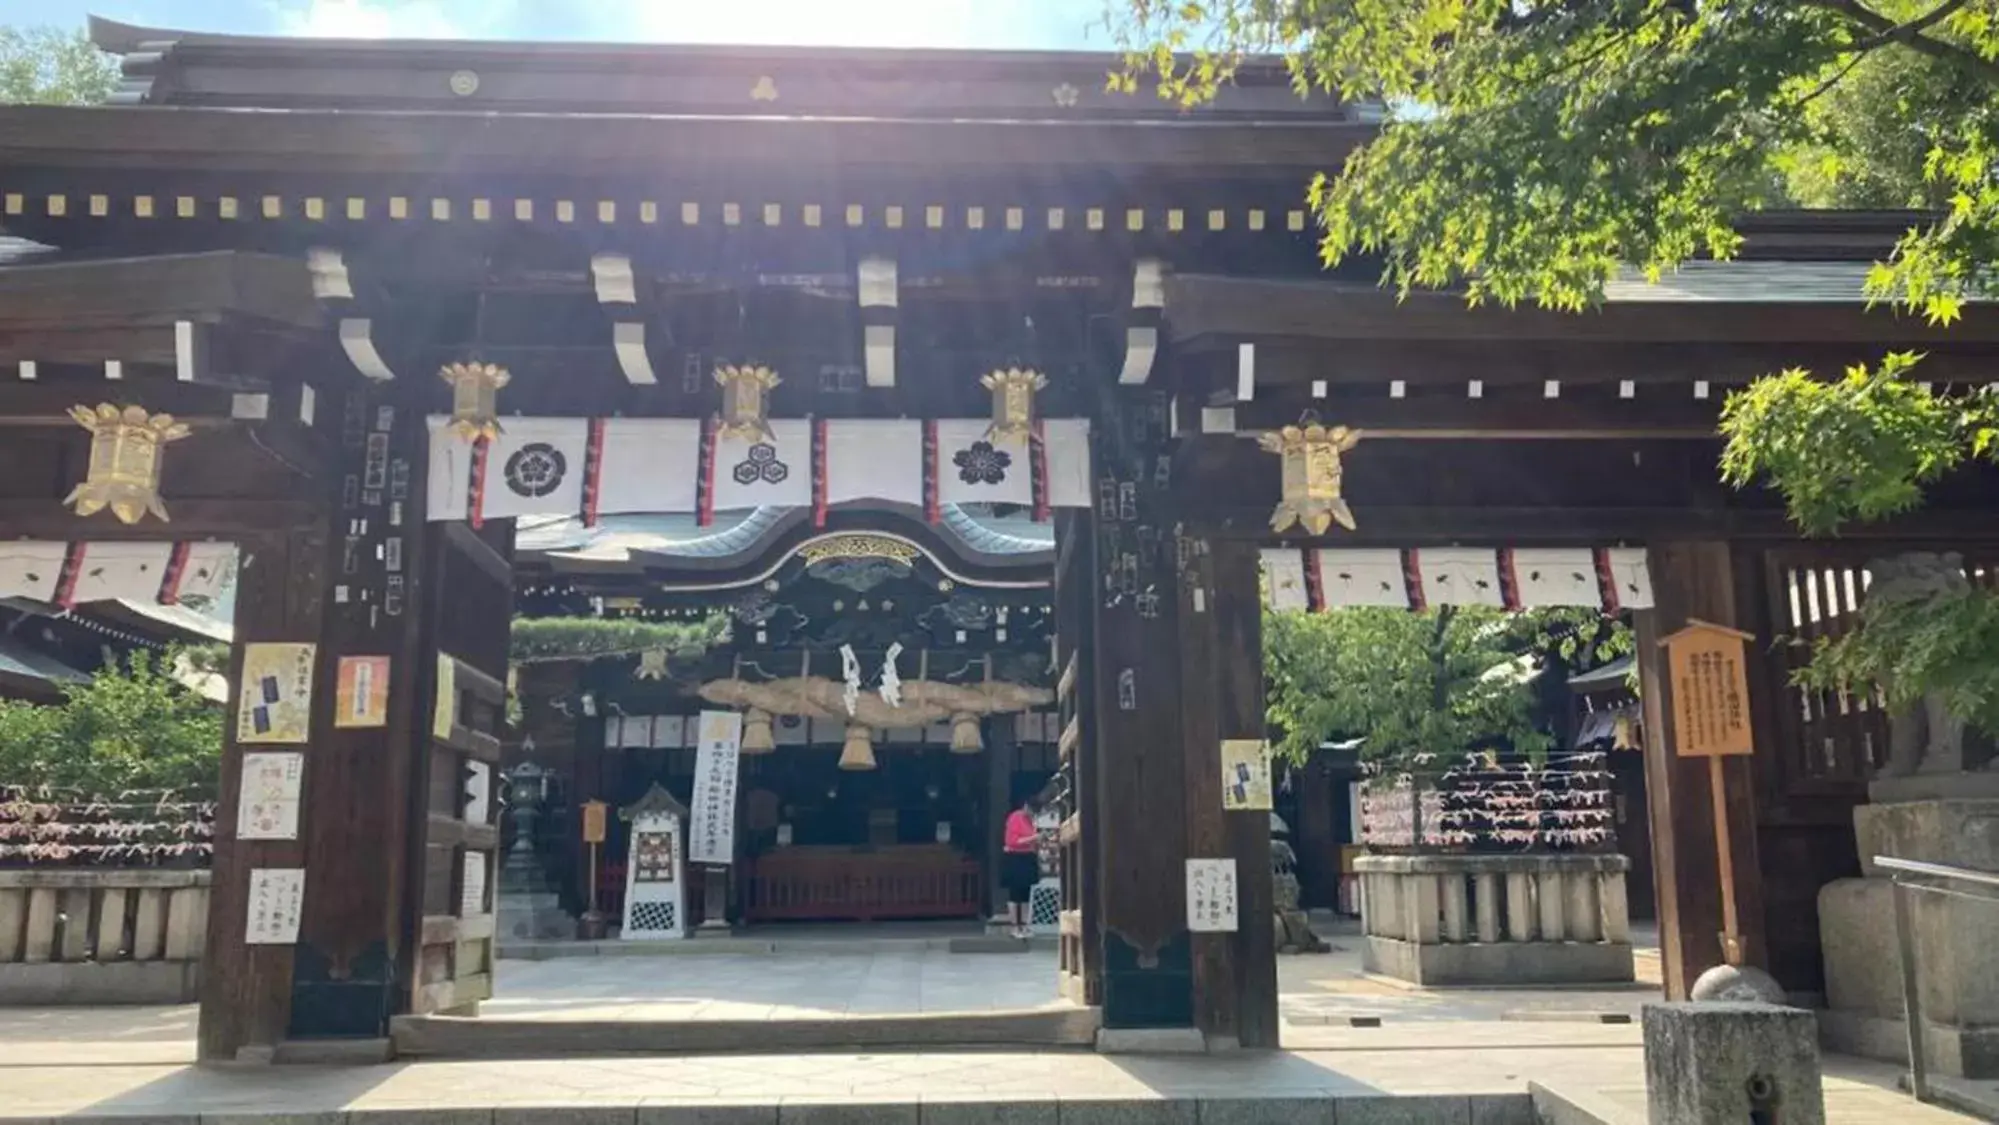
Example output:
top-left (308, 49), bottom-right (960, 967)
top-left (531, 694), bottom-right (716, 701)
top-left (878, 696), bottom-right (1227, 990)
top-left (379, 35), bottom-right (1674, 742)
top-left (953, 441), bottom-right (1012, 486)
top-left (504, 442), bottom-right (567, 498)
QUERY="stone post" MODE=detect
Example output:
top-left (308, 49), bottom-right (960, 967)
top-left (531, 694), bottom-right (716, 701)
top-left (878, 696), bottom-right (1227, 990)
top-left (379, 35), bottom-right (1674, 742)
top-left (1643, 1002), bottom-right (1824, 1125)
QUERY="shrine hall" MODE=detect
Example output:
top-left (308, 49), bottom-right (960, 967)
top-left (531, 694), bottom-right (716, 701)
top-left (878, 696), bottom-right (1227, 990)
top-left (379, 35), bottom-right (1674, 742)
top-left (1, 14), bottom-right (1998, 1065)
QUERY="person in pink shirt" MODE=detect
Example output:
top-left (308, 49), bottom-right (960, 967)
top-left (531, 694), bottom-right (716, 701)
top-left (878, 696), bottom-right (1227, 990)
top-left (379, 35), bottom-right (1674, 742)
top-left (1001, 799), bottom-right (1041, 940)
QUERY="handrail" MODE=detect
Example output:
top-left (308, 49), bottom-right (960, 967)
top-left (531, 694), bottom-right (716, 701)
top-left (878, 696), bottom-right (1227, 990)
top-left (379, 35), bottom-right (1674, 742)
top-left (1874, 855), bottom-right (1999, 891)
top-left (1873, 854), bottom-right (1999, 1106)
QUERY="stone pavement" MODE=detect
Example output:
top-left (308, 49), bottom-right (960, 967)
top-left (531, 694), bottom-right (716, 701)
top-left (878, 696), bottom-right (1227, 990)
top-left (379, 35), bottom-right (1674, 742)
top-left (486, 945), bottom-right (1065, 1022)
top-left (0, 925), bottom-right (1978, 1123)
top-left (0, 1031), bottom-right (1978, 1123)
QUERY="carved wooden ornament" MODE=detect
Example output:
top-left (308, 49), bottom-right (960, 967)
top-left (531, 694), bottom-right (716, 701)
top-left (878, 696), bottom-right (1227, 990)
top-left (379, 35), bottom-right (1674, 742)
top-left (439, 361), bottom-right (510, 442)
top-left (65, 404), bottom-right (191, 524)
top-left (981, 367), bottom-right (1047, 444)
top-left (1259, 422), bottom-right (1361, 535)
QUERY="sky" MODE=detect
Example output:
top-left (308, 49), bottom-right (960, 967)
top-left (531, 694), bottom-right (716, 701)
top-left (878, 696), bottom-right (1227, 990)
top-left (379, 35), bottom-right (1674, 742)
top-left (0, 0), bottom-right (1107, 49)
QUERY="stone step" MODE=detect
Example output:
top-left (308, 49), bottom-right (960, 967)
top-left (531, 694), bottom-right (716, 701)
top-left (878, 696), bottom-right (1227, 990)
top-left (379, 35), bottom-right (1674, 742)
top-left (40, 1091), bottom-right (1540, 1123)
top-left (390, 1006), bottom-right (1103, 1059)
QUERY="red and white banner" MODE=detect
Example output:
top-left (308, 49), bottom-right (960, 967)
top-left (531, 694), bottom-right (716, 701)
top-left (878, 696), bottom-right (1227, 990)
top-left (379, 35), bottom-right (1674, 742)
top-left (1261, 546), bottom-right (1654, 613)
top-left (0, 541), bottom-right (238, 609)
top-left (425, 415), bottom-right (1093, 523)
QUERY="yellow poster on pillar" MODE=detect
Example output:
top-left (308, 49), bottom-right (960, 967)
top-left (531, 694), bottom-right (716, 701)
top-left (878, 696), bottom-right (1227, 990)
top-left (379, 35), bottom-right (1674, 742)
top-left (1220, 739), bottom-right (1273, 810)
top-left (236, 642), bottom-right (316, 744)
top-left (432, 652), bottom-right (457, 740)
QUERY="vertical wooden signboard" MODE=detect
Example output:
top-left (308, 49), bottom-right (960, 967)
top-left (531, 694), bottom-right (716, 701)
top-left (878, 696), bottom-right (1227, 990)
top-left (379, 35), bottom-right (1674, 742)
top-left (1659, 619), bottom-right (1756, 967)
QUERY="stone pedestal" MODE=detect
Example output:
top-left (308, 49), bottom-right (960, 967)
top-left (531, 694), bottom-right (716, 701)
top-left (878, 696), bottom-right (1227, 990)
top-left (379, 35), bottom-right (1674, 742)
top-left (497, 810), bottom-right (575, 943)
top-left (1819, 796), bottom-right (1999, 1077)
top-left (1643, 1002), bottom-right (1824, 1125)
top-left (1352, 853), bottom-right (1634, 986)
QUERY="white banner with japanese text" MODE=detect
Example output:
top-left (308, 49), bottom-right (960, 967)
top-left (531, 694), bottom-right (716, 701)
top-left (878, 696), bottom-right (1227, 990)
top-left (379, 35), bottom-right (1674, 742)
top-left (688, 710), bottom-right (742, 866)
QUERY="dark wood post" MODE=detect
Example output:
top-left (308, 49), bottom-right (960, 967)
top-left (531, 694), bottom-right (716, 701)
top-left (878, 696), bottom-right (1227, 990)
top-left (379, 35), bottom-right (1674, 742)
top-left (986, 714), bottom-right (1015, 921)
top-left (200, 385), bottom-right (450, 1058)
top-left (285, 388), bottom-right (434, 1041)
top-left (1088, 395), bottom-right (1193, 1031)
top-left (198, 526), bottom-right (325, 1061)
top-left (1637, 540), bottom-right (1769, 999)
top-left (1178, 537), bottom-right (1281, 1047)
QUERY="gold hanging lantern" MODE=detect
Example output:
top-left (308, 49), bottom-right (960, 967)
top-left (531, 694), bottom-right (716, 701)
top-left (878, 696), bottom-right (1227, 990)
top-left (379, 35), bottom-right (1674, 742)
top-left (633, 649), bottom-right (669, 681)
top-left (741, 707), bottom-right (776, 755)
top-left (838, 724), bottom-right (878, 771)
top-left (64, 404), bottom-right (191, 525)
top-left (439, 361), bottom-right (510, 442)
top-left (949, 711), bottom-right (983, 754)
top-left (981, 367), bottom-right (1047, 444)
top-left (715, 364), bottom-right (782, 443)
top-left (1258, 421), bottom-right (1361, 535)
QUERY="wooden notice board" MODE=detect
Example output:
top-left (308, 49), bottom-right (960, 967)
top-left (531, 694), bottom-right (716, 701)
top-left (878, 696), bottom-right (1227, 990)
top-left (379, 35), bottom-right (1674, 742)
top-left (581, 800), bottom-right (608, 844)
top-left (1660, 619), bottom-right (1755, 758)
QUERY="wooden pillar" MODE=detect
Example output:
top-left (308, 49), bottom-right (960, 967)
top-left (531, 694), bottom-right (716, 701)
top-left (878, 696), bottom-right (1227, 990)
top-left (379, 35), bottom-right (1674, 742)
top-left (987, 714), bottom-right (1015, 920)
top-left (1294, 757), bottom-right (1340, 910)
top-left (199, 385), bottom-right (449, 1058)
top-left (1089, 394), bottom-right (1193, 1030)
top-left (198, 526), bottom-right (325, 1061)
top-left (285, 389), bottom-right (436, 1041)
top-left (1637, 540), bottom-right (1769, 999)
top-left (1178, 539), bottom-right (1279, 1047)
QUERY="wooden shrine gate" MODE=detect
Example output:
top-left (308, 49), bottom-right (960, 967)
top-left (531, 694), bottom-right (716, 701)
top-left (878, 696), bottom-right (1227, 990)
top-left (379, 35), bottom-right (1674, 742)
top-left (407, 524), bottom-right (515, 1016)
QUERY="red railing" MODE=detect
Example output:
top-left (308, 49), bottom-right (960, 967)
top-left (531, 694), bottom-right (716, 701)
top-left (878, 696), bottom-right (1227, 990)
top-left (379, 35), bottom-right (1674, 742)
top-left (744, 845), bottom-right (982, 922)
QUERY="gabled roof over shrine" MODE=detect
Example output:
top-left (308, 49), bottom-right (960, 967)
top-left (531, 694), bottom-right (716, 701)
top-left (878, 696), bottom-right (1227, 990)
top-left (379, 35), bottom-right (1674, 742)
top-left (87, 15), bottom-right (1359, 123)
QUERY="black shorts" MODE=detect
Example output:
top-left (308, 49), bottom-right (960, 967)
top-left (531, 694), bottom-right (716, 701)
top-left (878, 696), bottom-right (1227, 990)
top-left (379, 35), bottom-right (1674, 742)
top-left (1002, 851), bottom-right (1040, 904)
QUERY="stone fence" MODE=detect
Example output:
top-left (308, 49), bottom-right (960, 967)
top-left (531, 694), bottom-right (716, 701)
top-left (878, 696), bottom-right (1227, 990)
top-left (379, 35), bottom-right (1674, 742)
top-left (1352, 853), bottom-right (1634, 986)
top-left (0, 869), bottom-right (209, 1004)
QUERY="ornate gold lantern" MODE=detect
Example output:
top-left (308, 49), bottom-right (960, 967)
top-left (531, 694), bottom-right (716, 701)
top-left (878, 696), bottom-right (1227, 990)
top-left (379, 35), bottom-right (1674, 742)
top-left (838, 724), bottom-right (877, 771)
top-left (715, 364), bottom-right (781, 443)
top-left (741, 708), bottom-right (776, 755)
top-left (439, 361), bottom-right (510, 442)
top-left (1258, 421), bottom-right (1362, 535)
top-left (949, 711), bottom-right (982, 754)
top-left (981, 367), bottom-right (1047, 444)
top-left (64, 404), bottom-right (191, 525)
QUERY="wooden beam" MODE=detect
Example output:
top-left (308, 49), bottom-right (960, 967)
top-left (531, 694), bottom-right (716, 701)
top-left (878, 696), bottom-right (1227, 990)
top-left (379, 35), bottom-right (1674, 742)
top-left (0, 251), bottom-right (321, 331)
top-left (1164, 275), bottom-right (1999, 344)
top-left (0, 103), bottom-right (1372, 176)
top-left (1183, 391), bottom-right (1726, 439)
top-left (0, 499), bottom-right (321, 540)
top-left (1183, 504), bottom-right (1999, 545)
top-left (1172, 340), bottom-right (1999, 389)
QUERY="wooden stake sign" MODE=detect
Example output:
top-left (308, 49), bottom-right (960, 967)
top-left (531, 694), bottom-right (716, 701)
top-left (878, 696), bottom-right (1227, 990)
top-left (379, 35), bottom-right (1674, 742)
top-left (1659, 618), bottom-right (1756, 967)
top-left (1660, 619), bottom-right (1754, 759)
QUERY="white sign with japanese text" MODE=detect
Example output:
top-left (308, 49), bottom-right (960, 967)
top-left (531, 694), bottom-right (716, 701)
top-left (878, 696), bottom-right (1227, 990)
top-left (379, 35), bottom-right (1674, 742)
top-left (245, 867), bottom-right (305, 945)
top-left (1186, 858), bottom-right (1240, 933)
top-left (688, 710), bottom-right (742, 866)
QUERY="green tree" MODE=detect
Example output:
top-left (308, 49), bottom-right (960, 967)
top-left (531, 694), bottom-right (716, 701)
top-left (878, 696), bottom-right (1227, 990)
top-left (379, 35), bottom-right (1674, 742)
top-left (1112, 1), bottom-right (1999, 734)
top-left (0, 25), bottom-right (116, 106)
top-left (0, 648), bottom-right (224, 797)
top-left (1110, 1), bottom-right (1997, 321)
top-left (1264, 605), bottom-right (1627, 771)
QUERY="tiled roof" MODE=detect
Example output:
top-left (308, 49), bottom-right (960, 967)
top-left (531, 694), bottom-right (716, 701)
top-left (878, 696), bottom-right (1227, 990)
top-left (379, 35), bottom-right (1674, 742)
top-left (0, 637), bottom-right (87, 686)
top-left (1603, 261), bottom-right (1978, 304)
